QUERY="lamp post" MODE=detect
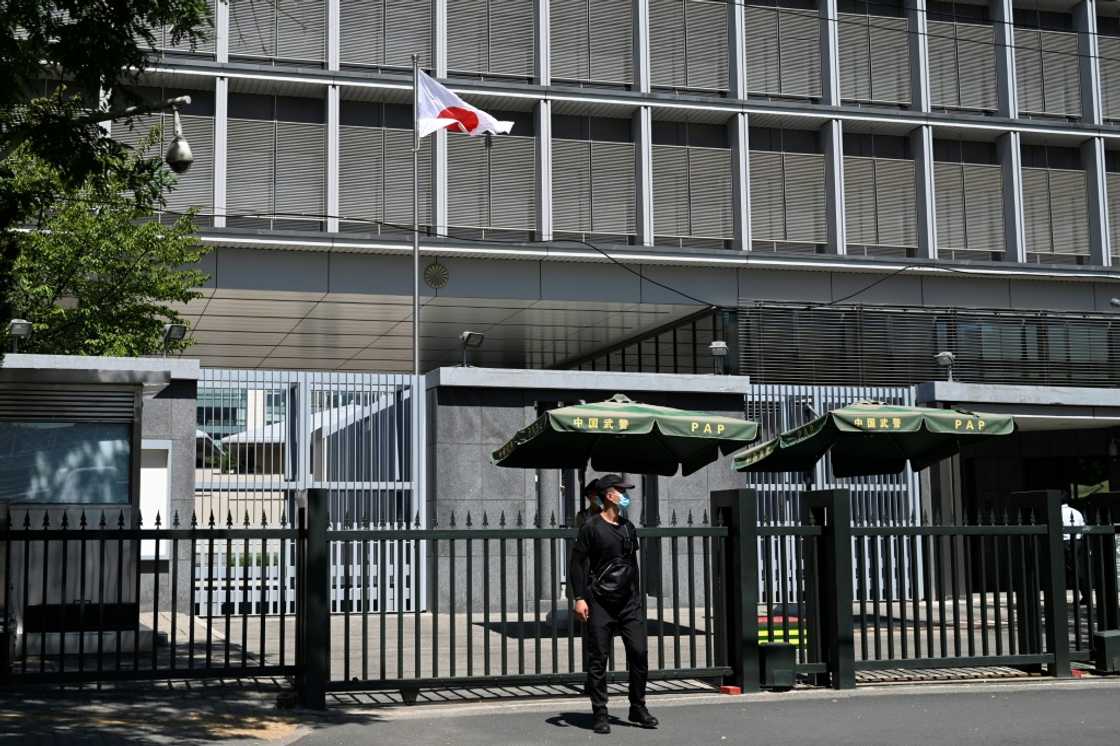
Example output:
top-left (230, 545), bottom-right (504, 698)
top-left (161, 322), bottom-right (187, 356)
top-left (459, 331), bottom-right (485, 367)
top-left (709, 340), bottom-right (728, 375)
top-left (7, 319), bottom-right (32, 353)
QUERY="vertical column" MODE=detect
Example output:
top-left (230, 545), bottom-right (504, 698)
top-left (326, 86), bottom-right (340, 233)
top-left (998, 131), bottom-right (1027, 263)
top-left (731, 113), bottom-right (752, 251)
top-left (1083, 137), bottom-right (1112, 266)
top-left (536, 100), bottom-right (553, 242)
top-left (993, 0), bottom-right (1018, 119)
top-left (1076, 0), bottom-right (1102, 126)
top-left (801, 489), bottom-right (856, 690)
top-left (908, 0), bottom-right (931, 113)
top-left (327, 0), bottom-right (340, 72)
top-left (635, 0), bottom-right (652, 94)
top-left (536, 0), bottom-right (551, 86)
top-left (820, 0), bottom-right (842, 107)
top-left (213, 77), bottom-right (228, 229)
top-left (729, 0), bottom-right (747, 98)
top-left (432, 0), bottom-right (448, 236)
top-left (710, 489), bottom-right (761, 693)
top-left (215, 0), bottom-right (229, 63)
top-left (634, 106), bottom-right (655, 247)
top-left (299, 495), bottom-right (329, 709)
top-left (911, 125), bottom-right (937, 259)
top-left (821, 120), bottom-right (847, 254)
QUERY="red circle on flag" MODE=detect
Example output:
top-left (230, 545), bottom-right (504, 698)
top-left (438, 106), bottom-right (479, 134)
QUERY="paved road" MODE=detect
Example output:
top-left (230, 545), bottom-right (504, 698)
top-left (290, 680), bottom-right (1120, 746)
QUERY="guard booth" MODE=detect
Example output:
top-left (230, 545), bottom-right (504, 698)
top-left (0, 355), bottom-right (199, 670)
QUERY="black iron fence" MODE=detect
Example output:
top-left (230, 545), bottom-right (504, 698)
top-left (2, 488), bottom-right (1118, 704)
top-left (0, 509), bottom-right (303, 685)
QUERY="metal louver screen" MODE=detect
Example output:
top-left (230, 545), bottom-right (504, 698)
top-left (651, 0), bottom-right (728, 91)
top-left (112, 114), bottom-right (215, 218)
top-left (688, 146), bottom-right (734, 239)
top-left (341, 0), bottom-right (431, 67)
top-left (339, 126), bottom-right (432, 232)
top-left (653, 146), bottom-right (689, 237)
top-left (839, 14), bottom-right (910, 104)
top-left (276, 1), bottom-right (326, 62)
top-left (928, 21), bottom-right (997, 111)
top-left (0, 386), bottom-right (137, 423)
top-left (552, 139), bottom-right (593, 232)
top-left (749, 151), bottom-right (826, 246)
top-left (275, 121), bottom-right (326, 218)
top-left (1015, 28), bottom-right (1080, 117)
top-left (779, 9), bottom-right (822, 98)
top-left (1022, 168), bottom-right (1088, 257)
top-left (1101, 37), bottom-right (1120, 121)
top-left (448, 0), bottom-right (534, 77)
top-left (590, 142), bottom-right (636, 235)
top-left (745, 6), bottom-right (781, 95)
top-left (934, 159), bottom-right (1006, 260)
top-left (552, 0), bottom-right (632, 84)
top-left (841, 154), bottom-right (916, 256)
top-left (1110, 172), bottom-right (1120, 256)
top-left (740, 305), bottom-right (1120, 388)
top-left (447, 133), bottom-right (536, 231)
top-left (229, 0), bottom-right (275, 57)
top-left (227, 118), bottom-right (276, 220)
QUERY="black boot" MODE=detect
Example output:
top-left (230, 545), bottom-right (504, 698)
top-left (592, 709), bottom-right (611, 734)
top-left (628, 704), bottom-right (658, 728)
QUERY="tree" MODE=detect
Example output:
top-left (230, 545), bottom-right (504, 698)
top-left (1, 0), bottom-right (212, 348)
top-left (7, 131), bottom-right (208, 356)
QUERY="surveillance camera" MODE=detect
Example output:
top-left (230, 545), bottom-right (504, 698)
top-left (934, 351), bottom-right (956, 367)
top-left (164, 135), bottom-right (193, 174)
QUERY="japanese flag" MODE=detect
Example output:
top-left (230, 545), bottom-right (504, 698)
top-left (416, 70), bottom-right (514, 139)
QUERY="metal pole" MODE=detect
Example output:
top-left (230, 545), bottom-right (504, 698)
top-left (412, 53), bottom-right (422, 522)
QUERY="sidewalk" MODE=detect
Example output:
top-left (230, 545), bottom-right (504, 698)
top-left (3, 676), bottom-right (1120, 745)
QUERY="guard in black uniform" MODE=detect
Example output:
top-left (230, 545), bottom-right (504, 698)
top-left (569, 475), bottom-right (658, 734)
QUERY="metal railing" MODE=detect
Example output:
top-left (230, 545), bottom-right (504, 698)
top-left (0, 508), bottom-right (303, 685)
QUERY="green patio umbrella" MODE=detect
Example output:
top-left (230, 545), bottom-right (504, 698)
top-left (491, 394), bottom-right (759, 477)
top-left (732, 401), bottom-right (1014, 478)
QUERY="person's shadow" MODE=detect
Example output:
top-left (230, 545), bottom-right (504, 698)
top-left (546, 712), bottom-right (640, 731)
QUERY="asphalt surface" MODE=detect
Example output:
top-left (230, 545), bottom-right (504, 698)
top-left (290, 680), bottom-right (1120, 746)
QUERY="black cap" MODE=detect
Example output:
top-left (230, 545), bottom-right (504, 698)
top-left (596, 474), bottom-right (634, 495)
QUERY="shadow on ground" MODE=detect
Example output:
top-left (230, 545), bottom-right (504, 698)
top-left (0, 678), bottom-right (380, 744)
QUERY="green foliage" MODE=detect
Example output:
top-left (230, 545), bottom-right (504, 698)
top-left (7, 129), bottom-right (209, 356)
top-left (1, 0), bottom-right (212, 351)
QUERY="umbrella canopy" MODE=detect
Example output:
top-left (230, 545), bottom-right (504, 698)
top-left (491, 394), bottom-right (759, 477)
top-left (732, 401), bottom-right (1014, 477)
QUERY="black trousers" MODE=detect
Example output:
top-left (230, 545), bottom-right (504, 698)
top-left (585, 599), bottom-right (648, 711)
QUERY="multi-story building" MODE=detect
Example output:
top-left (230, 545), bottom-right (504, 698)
top-left (120, 1), bottom-right (1120, 521)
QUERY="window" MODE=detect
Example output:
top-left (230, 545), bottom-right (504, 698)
top-left (229, 0), bottom-right (327, 64)
top-left (745, 0), bottom-right (822, 100)
top-left (843, 134), bottom-right (916, 256)
top-left (838, 0), bottom-right (911, 106)
top-left (749, 128), bottom-right (827, 251)
top-left (448, 110), bottom-right (536, 238)
top-left (933, 140), bottom-right (1003, 261)
top-left (340, 0), bottom-right (432, 69)
top-left (1020, 145), bottom-right (1088, 262)
top-left (652, 122), bottom-right (734, 249)
top-left (551, 0), bottom-right (633, 86)
top-left (1014, 10), bottom-right (1080, 119)
top-left (0, 422), bottom-right (131, 504)
top-left (926, 2), bottom-right (997, 112)
top-left (552, 116), bottom-right (636, 242)
top-left (447, 0), bottom-right (535, 78)
top-left (650, 0), bottom-right (729, 93)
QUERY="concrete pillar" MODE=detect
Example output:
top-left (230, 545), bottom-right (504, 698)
top-left (536, 100), bottom-right (553, 241)
top-left (822, 119), bottom-right (847, 254)
top-left (213, 77), bottom-right (228, 229)
top-left (912, 125), bottom-right (937, 259)
top-left (1083, 137), bottom-right (1112, 266)
top-left (1076, 0), bottom-right (1102, 126)
top-left (820, 0), bottom-right (842, 107)
top-left (998, 131), bottom-right (1027, 263)
top-left (729, 0), bottom-right (747, 99)
top-left (215, 0), bottom-right (229, 63)
top-left (731, 113), bottom-right (752, 251)
top-left (535, 0), bottom-right (551, 86)
top-left (327, 0), bottom-right (340, 72)
top-left (326, 86), bottom-right (339, 233)
top-left (635, 106), bottom-right (655, 246)
top-left (993, 0), bottom-right (1018, 119)
top-left (908, 0), bottom-right (931, 113)
top-left (635, 0), bottom-right (651, 94)
top-left (432, 0), bottom-right (448, 236)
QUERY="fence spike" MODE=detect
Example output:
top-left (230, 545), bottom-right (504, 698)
top-left (516, 511), bottom-right (523, 527)
top-left (154, 512), bottom-right (162, 529)
top-left (498, 511), bottom-right (506, 528)
top-left (98, 512), bottom-right (107, 530)
top-left (280, 510), bottom-right (288, 528)
top-left (61, 512), bottom-right (70, 529)
top-left (1000, 506), bottom-right (1010, 526)
top-left (670, 510), bottom-right (678, 527)
top-left (343, 510), bottom-right (352, 530)
top-left (533, 512), bottom-right (541, 528)
top-left (172, 511), bottom-right (181, 529)
top-left (414, 511), bottom-right (422, 529)
top-left (549, 512), bottom-right (556, 527)
top-left (208, 510), bottom-right (216, 529)
top-left (687, 510), bottom-right (694, 526)
top-left (1027, 508), bottom-right (1037, 525)
top-left (450, 512), bottom-right (457, 528)
top-left (261, 510), bottom-right (268, 529)
top-left (79, 511), bottom-right (88, 529)
top-left (482, 512), bottom-right (490, 528)
top-left (466, 512), bottom-right (473, 528)
top-left (22, 512), bottom-right (31, 529)
top-left (702, 509), bottom-right (709, 526)
top-left (118, 510), bottom-right (126, 529)
top-left (41, 512), bottom-right (50, 529)
top-left (806, 511), bottom-right (817, 526)
top-left (243, 510), bottom-right (251, 529)
top-left (432, 513), bottom-right (440, 528)
top-left (226, 510), bottom-right (234, 529)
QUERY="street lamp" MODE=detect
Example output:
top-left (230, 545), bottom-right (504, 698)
top-left (459, 331), bottom-right (485, 367)
top-left (709, 340), bottom-right (728, 375)
top-left (7, 319), bottom-right (32, 353)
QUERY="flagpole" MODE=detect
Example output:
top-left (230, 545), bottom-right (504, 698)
top-left (411, 53), bottom-right (422, 522)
